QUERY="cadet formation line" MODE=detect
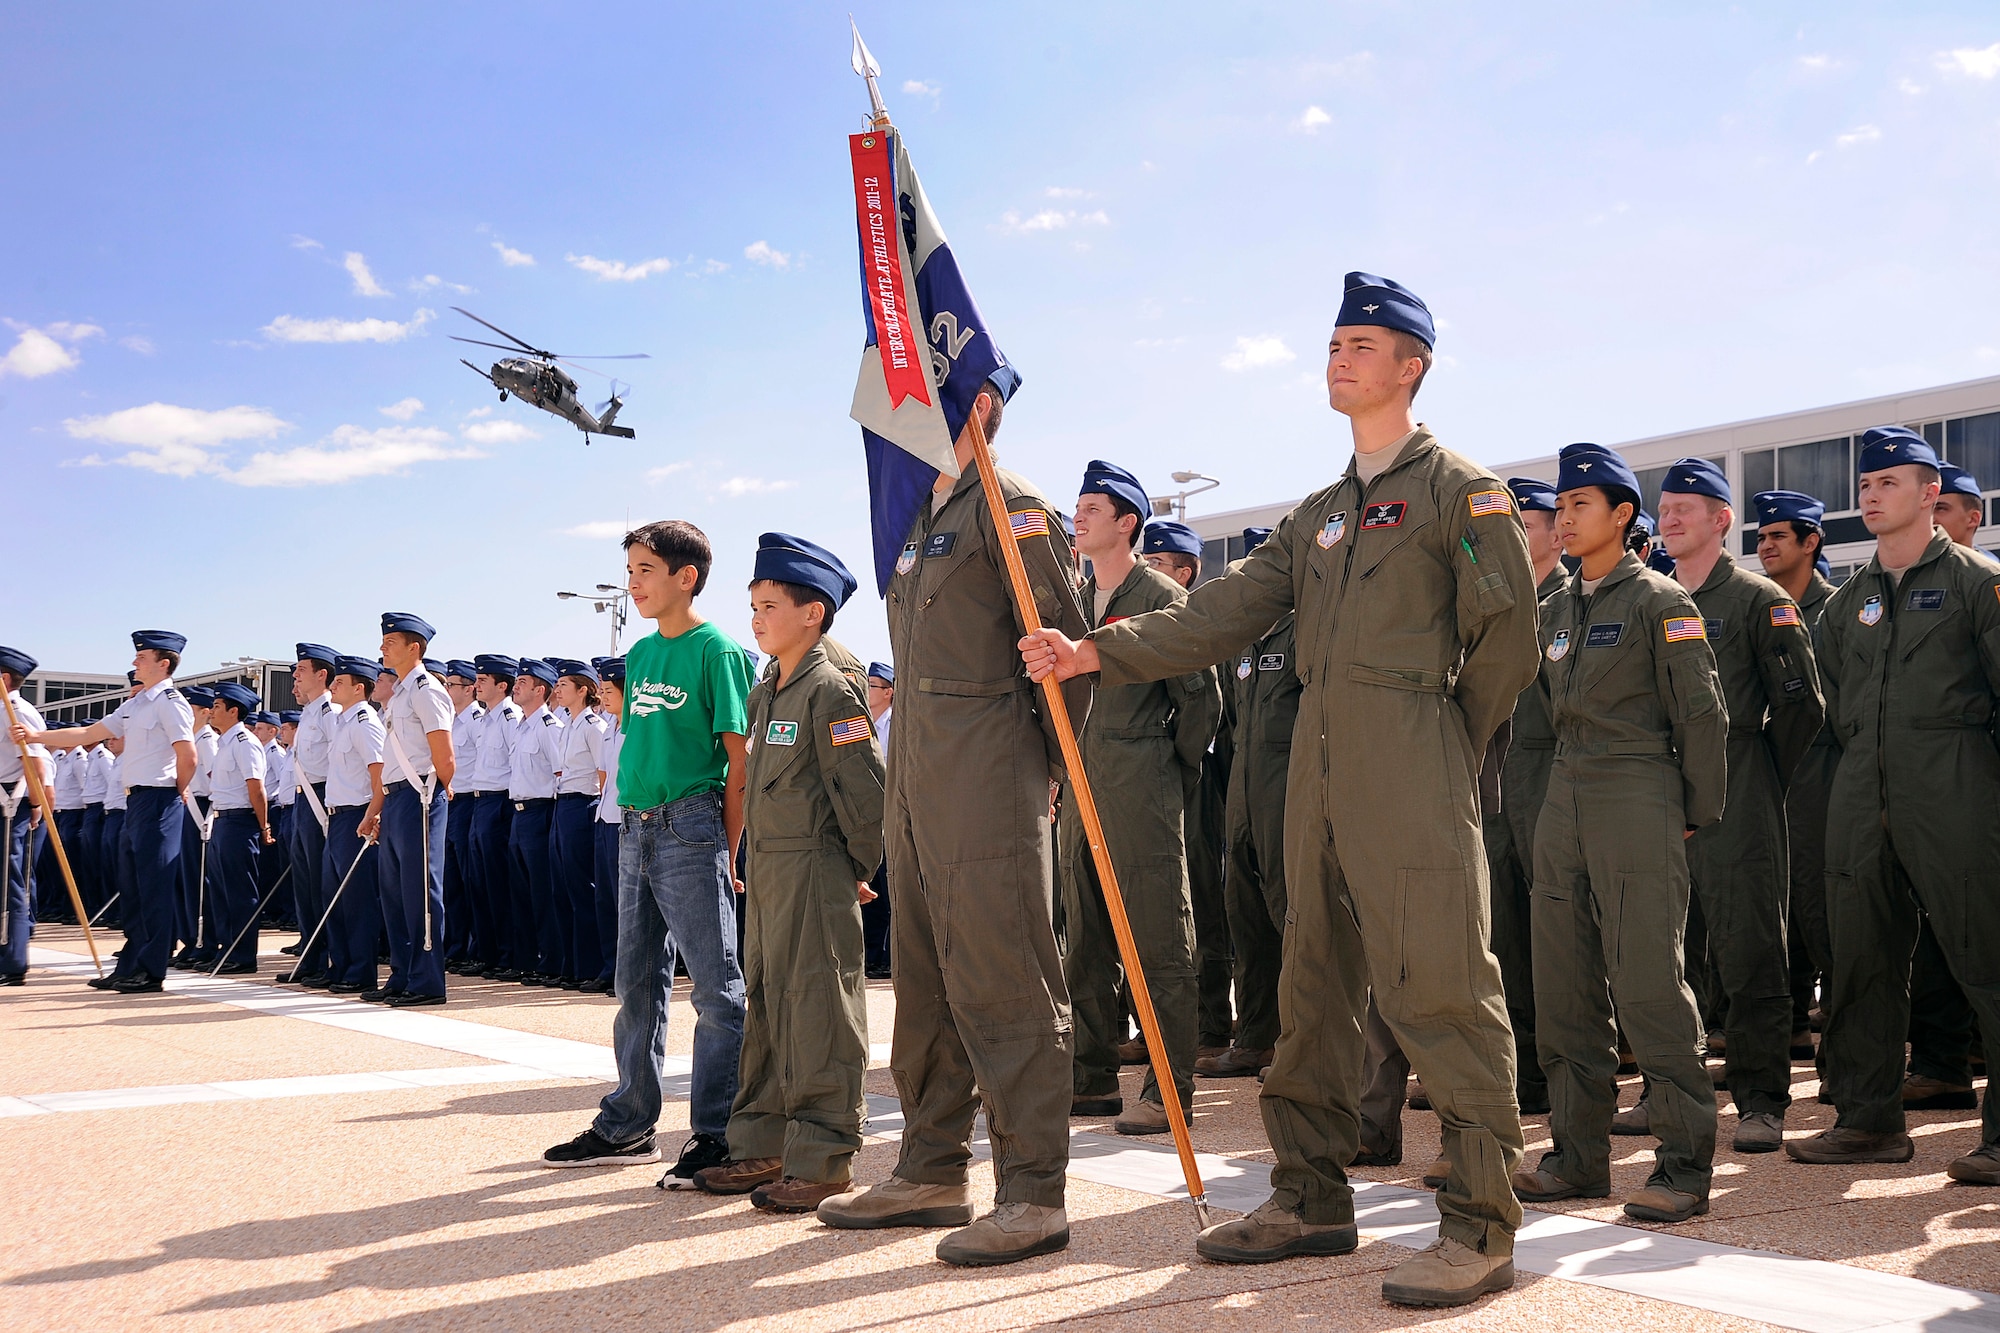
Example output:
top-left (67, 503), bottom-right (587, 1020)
top-left (4, 273), bottom-right (1995, 1312)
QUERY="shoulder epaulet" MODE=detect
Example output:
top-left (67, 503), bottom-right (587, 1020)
top-left (164, 688), bottom-right (183, 700)
top-left (542, 713), bottom-right (557, 726)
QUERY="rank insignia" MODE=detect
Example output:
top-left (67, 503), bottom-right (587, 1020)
top-left (1546, 629), bottom-right (1571, 661)
top-left (1859, 595), bottom-right (1884, 626)
top-left (1317, 512), bottom-right (1347, 548)
top-left (765, 720), bottom-right (798, 746)
top-left (895, 542), bottom-right (919, 576)
top-left (829, 716), bottom-right (872, 745)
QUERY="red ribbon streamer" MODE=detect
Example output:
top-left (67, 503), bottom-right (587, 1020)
top-left (850, 131), bottom-right (931, 410)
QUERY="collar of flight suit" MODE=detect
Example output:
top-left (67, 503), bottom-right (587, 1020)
top-left (768, 641), bottom-right (829, 698)
top-left (1338, 426), bottom-right (1433, 489)
top-left (1855, 527), bottom-right (1955, 583)
top-left (1571, 549), bottom-right (1646, 598)
top-left (1691, 546), bottom-right (1740, 597)
top-left (1089, 559), bottom-right (1155, 628)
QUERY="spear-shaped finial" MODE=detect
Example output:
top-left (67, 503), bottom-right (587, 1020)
top-left (850, 16), bottom-right (890, 126)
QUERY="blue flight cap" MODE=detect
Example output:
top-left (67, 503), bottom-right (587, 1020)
top-left (592, 656), bottom-right (626, 684)
top-left (417, 659), bottom-right (444, 681)
top-left (1815, 553), bottom-right (1832, 577)
top-left (332, 655), bottom-right (380, 685)
top-left (1634, 510), bottom-right (1658, 539)
top-left (517, 657), bottom-right (558, 688)
top-left (251, 710), bottom-right (278, 727)
top-left (295, 642), bottom-right (339, 667)
top-left (377, 660), bottom-right (398, 678)
top-left (473, 653), bottom-right (519, 680)
top-left (279, 709), bottom-right (301, 725)
top-left (444, 659), bottom-right (478, 682)
top-left (1336, 272), bottom-right (1435, 348)
top-left (1857, 425), bottom-right (1940, 473)
top-left (381, 611), bottom-right (436, 642)
top-left (867, 661), bottom-right (896, 685)
top-left (1079, 460), bottom-right (1150, 520)
top-left (986, 363), bottom-right (1023, 404)
top-left (1939, 463), bottom-right (1983, 499)
top-left (1556, 443), bottom-right (1641, 500)
top-left (1647, 547), bottom-right (1678, 577)
top-left (1141, 519), bottom-right (1203, 558)
top-left (1660, 457), bottom-right (1731, 504)
top-left (182, 686), bottom-right (216, 708)
top-left (1243, 526), bottom-right (1273, 553)
top-left (0, 646), bottom-right (37, 678)
top-left (554, 658), bottom-right (599, 684)
top-left (133, 629), bottom-right (187, 655)
top-left (1058, 512), bottom-right (1075, 541)
top-left (1507, 478), bottom-right (1557, 513)
top-left (752, 532), bottom-right (860, 609)
top-left (212, 681), bottom-right (259, 713)
top-left (1752, 490), bottom-right (1826, 529)
top-left (126, 670), bottom-right (140, 686)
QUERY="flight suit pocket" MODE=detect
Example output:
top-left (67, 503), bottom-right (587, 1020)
top-left (1937, 875), bottom-right (1999, 988)
top-left (1665, 654), bottom-right (1722, 721)
top-left (1608, 870), bottom-right (1682, 995)
top-left (1390, 868), bottom-right (1473, 1006)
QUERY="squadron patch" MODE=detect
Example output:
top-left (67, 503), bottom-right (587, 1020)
top-left (1546, 629), bottom-right (1572, 661)
top-left (1360, 501), bottom-right (1407, 530)
top-left (829, 716), bottom-right (873, 746)
top-left (1237, 656), bottom-right (1253, 680)
top-left (765, 720), bottom-right (799, 746)
top-left (1663, 616), bottom-right (1706, 643)
top-left (1859, 595), bottom-right (1884, 626)
top-left (1769, 604), bottom-right (1801, 628)
top-left (1317, 512), bottom-right (1348, 548)
top-left (896, 542), bottom-right (919, 576)
top-left (1467, 490), bottom-right (1513, 518)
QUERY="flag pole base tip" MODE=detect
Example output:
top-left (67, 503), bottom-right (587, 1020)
top-left (1191, 1197), bottom-right (1212, 1231)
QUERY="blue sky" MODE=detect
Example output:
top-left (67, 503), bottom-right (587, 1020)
top-left (6, 4), bottom-right (1999, 674)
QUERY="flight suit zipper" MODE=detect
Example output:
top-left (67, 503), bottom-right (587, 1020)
top-left (1874, 571), bottom-right (1894, 832)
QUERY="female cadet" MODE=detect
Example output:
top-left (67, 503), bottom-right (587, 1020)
top-left (550, 660), bottom-right (610, 988)
top-left (1511, 443), bottom-right (1729, 1225)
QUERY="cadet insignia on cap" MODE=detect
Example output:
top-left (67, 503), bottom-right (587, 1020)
top-left (1663, 616), bottom-right (1706, 642)
top-left (1237, 656), bottom-right (1253, 680)
top-left (829, 716), bottom-right (872, 745)
top-left (1859, 594), bottom-right (1884, 626)
top-left (1769, 604), bottom-right (1801, 628)
top-left (765, 720), bottom-right (798, 746)
top-left (1008, 509), bottom-right (1051, 541)
top-left (1468, 490), bottom-right (1512, 518)
top-left (1546, 629), bottom-right (1571, 661)
top-left (896, 542), bottom-right (919, 576)
top-left (1317, 512), bottom-right (1347, 548)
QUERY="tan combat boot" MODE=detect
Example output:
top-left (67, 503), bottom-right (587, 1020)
top-left (1947, 1144), bottom-right (2000, 1185)
top-left (936, 1202), bottom-right (1069, 1266)
top-left (1195, 1044), bottom-right (1275, 1078)
top-left (1194, 1197), bottom-right (1358, 1263)
top-left (690, 1157), bottom-right (782, 1195)
top-left (1784, 1127), bottom-right (1916, 1164)
top-left (816, 1175), bottom-right (973, 1230)
top-left (1381, 1237), bottom-right (1515, 1307)
top-left (1114, 1099), bottom-right (1169, 1136)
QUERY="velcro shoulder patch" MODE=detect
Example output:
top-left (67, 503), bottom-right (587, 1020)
top-left (1663, 616), bottom-right (1706, 643)
top-left (829, 716), bottom-right (872, 746)
top-left (1769, 604), bottom-right (1800, 627)
top-left (1467, 489), bottom-right (1513, 518)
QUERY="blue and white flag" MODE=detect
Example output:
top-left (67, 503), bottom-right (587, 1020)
top-left (848, 126), bottom-right (1019, 593)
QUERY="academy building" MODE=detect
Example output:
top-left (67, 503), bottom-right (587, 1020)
top-left (1177, 372), bottom-right (2000, 584)
top-left (22, 657), bottom-right (299, 726)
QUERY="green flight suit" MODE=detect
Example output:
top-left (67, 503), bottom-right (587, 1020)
top-left (1064, 562), bottom-right (1221, 1109)
top-left (1224, 610), bottom-right (1300, 1053)
top-left (1678, 551), bottom-right (1824, 1116)
top-left (1785, 572), bottom-right (1839, 1037)
top-left (884, 463), bottom-right (1093, 1208)
top-left (1090, 428), bottom-right (1537, 1256)
top-left (728, 639), bottom-right (885, 1183)
top-left (1531, 552), bottom-right (1727, 1198)
top-left (1818, 530), bottom-right (2000, 1149)
top-left (1188, 709), bottom-right (1235, 1050)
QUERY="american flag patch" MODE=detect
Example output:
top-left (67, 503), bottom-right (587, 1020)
top-left (829, 716), bottom-right (872, 745)
top-left (1663, 616), bottom-right (1707, 642)
top-left (1008, 509), bottom-right (1051, 540)
top-left (1467, 489), bottom-right (1513, 518)
top-left (1769, 604), bottom-right (1801, 628)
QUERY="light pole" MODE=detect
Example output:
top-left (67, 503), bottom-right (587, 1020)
top-left (557, 584), bottom-right (631, 656)
top-left (1153, 470), bottom-right (1222, 520)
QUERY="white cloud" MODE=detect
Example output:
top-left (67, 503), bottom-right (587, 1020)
top-left (261, 308), bottom-right (434, 343)
top-left (121, 335), bottom-right (155, 355)
top-left (564, 520), bottom-right (630, 540)
top-left (1796, 53), bottom-right (1834, 71)
top-left (378, 397), bottom-right (424, 421)
top-left (743, 240), bottom-right (790, 269)
top-left (567, 253), bottom-right (674, 282)
top-left (63, 403), bottom-right (289, 477)
top-left (492, 241), bottom-right (536, 267)
top-left (461, 419), bottom-right (538, 444)
top-left (646, 461), bottom-right (691, 483)
top-left (0, 327), bottom-right (85, 378)
top-left (227, 425), bottom-right (480, 488)
top-left (344, 251), bottom-right (390, 297)
top-left (716, 476), bottom-right (796, 497)
top-left (1295, 105), bottom-right (1332, 133)
top-left (1221, 335), bottom-right (1296, 372)
top-left (902, 79), bottom-right (940, 100)
top-left (1939, 42), bottom-right (2000, 79)
top-left (412, 273), bottom-right (473, 294)
top-left (290, 234), bottom-right (323, 251)
top-left (1045, 186), bottom-right (1088, 199)
top-left (999, 208), bottom-right (1111, 234)
top-left (698, 258), bottom-right (730, 274)
top-left (1836, 124), bottom-right (1882, 148)
top-left (463, 405), bottom-right (494, 419)
top-left (1898, 78), bottom-right (1926, 96)
top-left (43, 321), bottom-right (104, 343)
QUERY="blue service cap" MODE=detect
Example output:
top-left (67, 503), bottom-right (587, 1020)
top-left (553, 657), bottom-right (599, 684)
top-left (332, 655), bottom-right (380, 685)
top-left (444, 659), bottom-right (479, 682)
top-left (1752, 490), bottom-right (1826, 529)
top-left (1507, 478), bottom-right (1557, 513)
top-left (125, 670), bottom-right (139, 686)
top-left (295, 642), bottom-right (338, 666)
top-left (251, 710), bottom-right (278, 727)
top-left (986, 363), bottom-right (1023, 404)
top-left (1647, 547), bottom-right (1678, 577)
top-left (1857, 426), bottom-right (1940, 473)
top-left (381, 611), bottom-right (436, 642)
top-left (1556, 443), bottom-right (1641, 500)
top-left (0, 646), bottom-right (37, 678)
top-left (1058, 512), bottom-right (1075, 541)
top-left (753, 532), bottom-right (860, 609)
top-left (867, 661), bottom-right (895, 685)
top-left (212, 681), bottom-right (259, 713)
top-left (517, 657), bottom-right (558, 687)
top-left (1816, 553), bottom-right (1832, 577)
top-left (1661, 457), bottom-right (1731, 504)
top-left (592, 656), bottom-right (626, 684)
top-left (473, 653), bottom-right (519, 679)
top-left (417, 658), bottom-right (443, 679)
top-left (182, 685), bottom-right (216, 707)
top-left (376, 659), bottom-right (398, 677)
top-left (1141, 519), bottom-right (1203, 558)
top-left (279, 709), bottom-right (301, 725)
top-left (133, 629), bottom-right (187, 655)
top-left (1939, 462), bottom-right (1982, 499)
top-left (1079, 460), bottom-right (1150, 519)
top-left (1336, 271), bottom-right (1435, 348)
top-left (1243, 526), bottom-right (1273, 553)
top-left (1635, 510), bottom-right (1658, 539)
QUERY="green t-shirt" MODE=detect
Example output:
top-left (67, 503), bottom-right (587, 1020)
top-left (618, 620), bottom-right (753, 810)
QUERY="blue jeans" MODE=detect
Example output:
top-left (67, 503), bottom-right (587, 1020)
top-left (595, 790), bottom-right (745, 1143)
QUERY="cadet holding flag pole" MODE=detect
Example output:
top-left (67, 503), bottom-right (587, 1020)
top-left (1, 646), bottom-right (61, 983)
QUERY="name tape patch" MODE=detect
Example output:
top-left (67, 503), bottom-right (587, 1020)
top-left (1258, 653), bottom-right (1287, 671)
top-left (1467, 489), bottom-right (1513, 518)
top-left (1585, 622), bottom-right (1624, 648)
top-left (1906, 588), bottom-right (1945, 611)
top-left (1663, 616), bottom-right (1707, 642)
top-left (829, 716), bottom-right (873, 746)
top-left (765, 720), bottom-right (798, 746)
top-left (925, 532), bottom-right (957, 559)
top-left (1360, 501), bottom-right (1407, 530)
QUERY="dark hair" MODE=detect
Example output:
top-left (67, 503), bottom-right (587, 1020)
top-left (560, 674), bottom-right (601, 709)
top-left (333, 670), bottom-right (371, 691)
top-left (211, 698), bottom-right (245, 726)
top-left (1110, 499), bottom-right (1145, 548)
top-left (1392, 331), bottom-right (1434, 402)
top-left (476, 670), bottom-right (516, 691)
top-left (144, 647), bottom-right (182, 674)
top-left (973, 379), bottom-right (1005, 443)
top-left (1786, 520), bottom-right (1825, 557)
top-left (625, 519), bottom-right (713, 596)
top-left (0, 670), bottom-right (20, 691)
top-left (385, 630), bottom-right (428, 655)
top-left (754, 578), bottom-right (837, 634)
top-left (1599, 485), bottom-right (1642, 545)
top-left (1154, 551), bottom-right (1199, 581)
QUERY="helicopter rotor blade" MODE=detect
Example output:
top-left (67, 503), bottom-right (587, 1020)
top-left (451, 335), bottom-right (549, 357)
top-left (450, 307), bottom-right (548, 357)
top-left (544, 352), bottom-right (652, 360)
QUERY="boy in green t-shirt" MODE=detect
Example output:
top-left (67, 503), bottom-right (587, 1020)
top-left (542, 520), bottom-right (755, 1182)
top-left (690, 532), bottom-right (885, 1213)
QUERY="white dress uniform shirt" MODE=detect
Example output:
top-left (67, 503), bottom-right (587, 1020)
top-left (206, 722), bottom-right (267, 812)
top-left (52, 748), bottom-right (88, 809)
top-left (382, 666), bottom-right (454, 787)
top-left (471, 700), bottom-right (520, 792)
top-left (555, 708), bottom-right (609, 795)
top-left (875, 705), bottom-right (892, 759)
top-left (292, 693), bottom-right (341, 785)
top-left (99, 680), bottom-right (195, 789)
top-left (325, 702), bottom-right (385, 809)
top-left (0, 693), bottom-right (47, 793)
top-left (265, 740), bottom-right (294, 807)
top-left (186, 725), bottom-right (219, 800)
top-left (507, 704), bottom-right (563, 800)
top-left (82, 744), bottom-right (114, 804)
top-left (452, 700), bottom-right (484, 787)
top-left (103, 750), bottom-right (126, 812)
top-left (597, 724), bottom-right (624, 823)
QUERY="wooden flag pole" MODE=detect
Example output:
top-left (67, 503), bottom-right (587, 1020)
top-left (964, 411), bottom-right (1211, 1230)
top-left (0, 690), bottom-right (104, 975)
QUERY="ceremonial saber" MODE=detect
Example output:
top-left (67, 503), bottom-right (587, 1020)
top-left (210, 862), bottom-right (288, 978)
top-left (283, 834), bottom-right (375, 981)
top-left (0, 689), bottom-right (103, 974)
top-left (419, 784), bottom-right (434, 953)
top-left (186, 795), bottom-right (213, 955)
top-left (87, 891), bottom-right (120, 928)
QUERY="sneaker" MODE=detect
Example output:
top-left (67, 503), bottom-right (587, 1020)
top-left (752, 1177), bottom-right (853, 1213)
top-left (657, 1132), bottom-right (731, 1188)
top-left (1194, 1196), bottom-right (1357, 1264)
top-left (817, 1175), bottom-right (973, 1229)
top-left (691, 1157), bottom-right (782, 1195)
top-left (1784, 1126), bottom-right (1915, 1165)
top-left (1382, 1236), bottom-right (1515, 1307)
top-left (541, 1128), bottom-right (660, 1168)
top-left (936, 1202), bottom-right (1070, 1266)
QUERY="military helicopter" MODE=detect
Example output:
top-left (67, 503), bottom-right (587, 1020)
top-left (451, 307), bottom-right (648, 440)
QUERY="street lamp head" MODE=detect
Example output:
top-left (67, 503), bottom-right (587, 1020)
top-left (594, 583), bottom-right (622, 594)
top-left (556, 591), bottom-right (580, 600)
